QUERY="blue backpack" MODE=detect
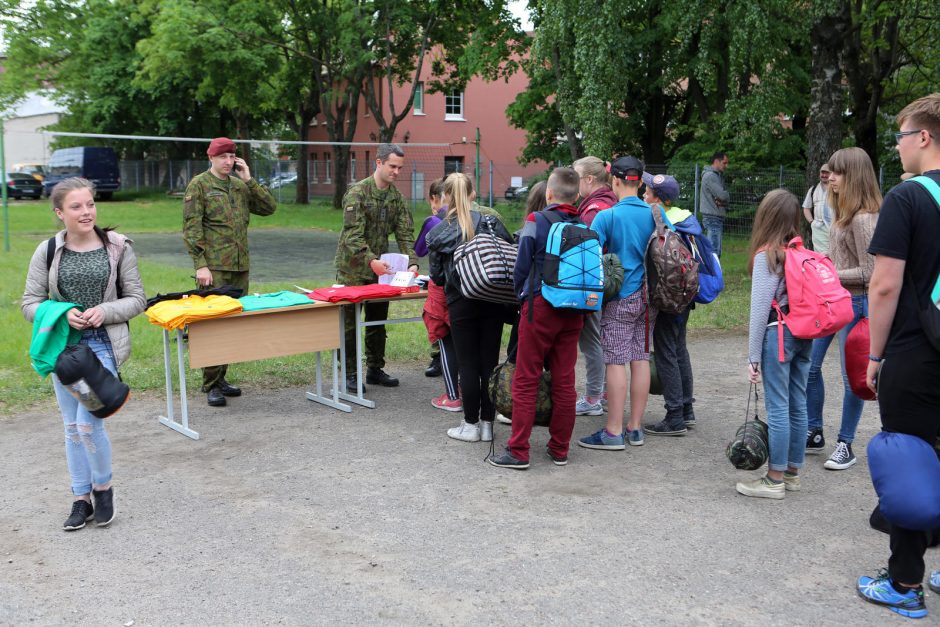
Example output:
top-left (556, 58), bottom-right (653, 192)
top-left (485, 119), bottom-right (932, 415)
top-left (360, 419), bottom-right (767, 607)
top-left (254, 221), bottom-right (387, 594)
top-left (533, 210), bottom-right (604, 313)
top-left (671, 219), bottom-right (724, 304)
top-left (688, 233), bottom-right (724, 304)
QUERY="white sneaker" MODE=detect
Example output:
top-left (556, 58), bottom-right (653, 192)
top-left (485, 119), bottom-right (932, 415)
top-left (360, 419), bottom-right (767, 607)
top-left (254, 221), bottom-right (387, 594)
top-left (495, 413), bottom-right (512, 425)
top-left (447, 421), bottom-right (481, 442)
top-left (480, 421), bottom-right (493, 442)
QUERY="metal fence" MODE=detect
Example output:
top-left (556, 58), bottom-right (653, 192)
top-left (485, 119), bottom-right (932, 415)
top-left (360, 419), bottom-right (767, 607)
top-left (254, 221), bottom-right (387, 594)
top-left (117, 157), bottom-right (539, 210)
top-left (119, 158), bottom-right (908, 238)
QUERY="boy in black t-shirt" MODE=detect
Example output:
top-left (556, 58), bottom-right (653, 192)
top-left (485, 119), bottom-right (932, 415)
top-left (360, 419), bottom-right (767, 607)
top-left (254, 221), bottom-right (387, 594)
top-left (856, 93), bottom-right (940, 619)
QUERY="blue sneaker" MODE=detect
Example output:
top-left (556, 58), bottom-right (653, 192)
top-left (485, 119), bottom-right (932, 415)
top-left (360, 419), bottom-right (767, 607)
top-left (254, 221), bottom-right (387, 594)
top-left (929, 570), bottom-right (940, 594)
top-left (857, 571), bottom-right (927, 619)
top-left (626, 429), bottom-right (644, 446)
top-left (575, 397), bottom-right (604, 416)
top-left (577, 429), bottom-right (625, 450)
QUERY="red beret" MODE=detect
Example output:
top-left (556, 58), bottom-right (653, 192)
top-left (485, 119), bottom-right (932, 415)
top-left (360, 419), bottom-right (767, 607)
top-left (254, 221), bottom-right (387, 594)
top-left (207, 137), bottom-right (237, 157)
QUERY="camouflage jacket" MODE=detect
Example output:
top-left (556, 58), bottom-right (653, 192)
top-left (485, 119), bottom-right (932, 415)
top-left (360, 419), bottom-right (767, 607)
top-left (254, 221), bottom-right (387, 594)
top-left (182, 170), bottom-right (276, 271)
top-left (334, 176), bottom-right (417, 285)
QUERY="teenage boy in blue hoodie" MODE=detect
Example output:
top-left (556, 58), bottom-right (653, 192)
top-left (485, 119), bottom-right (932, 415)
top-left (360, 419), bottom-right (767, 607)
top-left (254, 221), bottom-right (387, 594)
top-left (641, 173), bottom-right (700, 436)
top-left (488, 167), bottom-right (586, 469)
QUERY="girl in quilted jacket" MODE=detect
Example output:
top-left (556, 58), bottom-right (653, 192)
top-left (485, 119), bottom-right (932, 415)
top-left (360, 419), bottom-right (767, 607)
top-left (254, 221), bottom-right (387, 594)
top-left (738, 189), bottom-right (812, 499)
top-left (804, 147), bottom-right (881, 471)
top-left (21, 178), bottom-right (146, 530)
top-left (426, 173), bottom-right (514, 443)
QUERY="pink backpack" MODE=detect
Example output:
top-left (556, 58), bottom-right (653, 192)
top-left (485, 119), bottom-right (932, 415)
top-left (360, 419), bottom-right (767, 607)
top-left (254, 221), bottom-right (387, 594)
top-left (772, 236), bottom-right (853, 361)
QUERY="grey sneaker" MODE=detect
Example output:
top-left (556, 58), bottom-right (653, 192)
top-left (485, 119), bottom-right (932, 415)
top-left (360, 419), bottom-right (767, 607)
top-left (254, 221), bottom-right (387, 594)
top-left (575, 397), bottom-right (604, 416)
top-left (487, 449), bottom-right (529, 469)
top-left (626, 429), bottom-right (645, 446)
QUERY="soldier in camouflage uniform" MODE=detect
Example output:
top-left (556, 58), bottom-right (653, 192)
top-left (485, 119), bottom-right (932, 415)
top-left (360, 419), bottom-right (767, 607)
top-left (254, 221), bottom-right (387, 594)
top-left (334, 143), bottom-right (418, 391)
top-left (183, 137), bottom-right (277, 407)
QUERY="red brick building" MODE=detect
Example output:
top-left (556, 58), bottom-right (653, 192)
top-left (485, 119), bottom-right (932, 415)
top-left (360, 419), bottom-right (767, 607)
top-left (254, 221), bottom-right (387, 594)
top-left (304, 65), bottom-right (546, 203)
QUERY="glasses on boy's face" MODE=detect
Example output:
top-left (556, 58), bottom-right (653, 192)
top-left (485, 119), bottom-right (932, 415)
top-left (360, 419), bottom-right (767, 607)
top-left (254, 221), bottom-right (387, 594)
top-left (895, 129), bottom-right (934, 144)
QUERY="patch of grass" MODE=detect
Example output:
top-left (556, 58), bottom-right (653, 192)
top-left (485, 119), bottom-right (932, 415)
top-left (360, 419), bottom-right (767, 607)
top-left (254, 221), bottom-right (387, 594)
top-left (0, 194), bottom-right (753, 415)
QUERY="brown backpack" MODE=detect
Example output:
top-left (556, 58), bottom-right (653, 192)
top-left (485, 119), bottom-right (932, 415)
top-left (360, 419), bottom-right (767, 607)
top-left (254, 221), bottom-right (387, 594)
top-left (645, 205), bottom-right (699, 314)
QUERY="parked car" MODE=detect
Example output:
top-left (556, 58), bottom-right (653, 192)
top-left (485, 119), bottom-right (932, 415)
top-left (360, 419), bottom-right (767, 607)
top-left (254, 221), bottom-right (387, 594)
top-left (504, 185), bottom-right (529, 200)
top-left (5, 173), bottom-right (44, 199)
top-left (12, 163), bottom-right (46, 182)
top-left (42, 147), bottom-right (121, 199)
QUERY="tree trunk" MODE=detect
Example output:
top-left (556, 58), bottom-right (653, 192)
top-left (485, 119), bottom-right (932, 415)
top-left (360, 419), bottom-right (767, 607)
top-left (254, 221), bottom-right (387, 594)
top-left (805, 4), bottom-right (849, 189)
top-left (293, 107), bottom-right (315, 205)
top-left (332, 146), bottom-right (351, 209)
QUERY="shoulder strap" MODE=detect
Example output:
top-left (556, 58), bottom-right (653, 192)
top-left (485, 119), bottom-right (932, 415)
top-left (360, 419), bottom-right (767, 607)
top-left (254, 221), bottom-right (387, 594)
top-left (45, 237), bottom-right (56, 272)
top-left (909, 176), bottom-right (940, 211)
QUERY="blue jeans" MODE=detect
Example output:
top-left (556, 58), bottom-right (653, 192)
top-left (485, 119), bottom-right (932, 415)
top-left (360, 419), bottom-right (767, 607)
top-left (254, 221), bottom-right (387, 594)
top-left (805, 294), bottom-right (868, 443)
top-left (51, 329), bottom-right (115, 496)
top-left (701, 215), bottom-right (724, 257)
top-left (761, 326), bottom-right (812, 472)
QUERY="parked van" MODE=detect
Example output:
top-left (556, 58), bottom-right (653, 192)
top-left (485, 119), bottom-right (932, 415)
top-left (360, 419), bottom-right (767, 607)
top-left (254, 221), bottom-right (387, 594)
top-left (42, 147), bottom-right (121, 199)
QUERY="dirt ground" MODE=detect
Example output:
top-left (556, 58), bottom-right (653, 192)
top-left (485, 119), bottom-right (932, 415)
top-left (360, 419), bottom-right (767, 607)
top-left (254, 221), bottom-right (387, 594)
top-left (0, 330), bottom-right (933, 625)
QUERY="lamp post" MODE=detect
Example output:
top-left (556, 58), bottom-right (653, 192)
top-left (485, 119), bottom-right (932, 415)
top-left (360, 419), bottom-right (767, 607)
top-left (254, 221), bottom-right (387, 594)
top-left (1, 116), bottom-right (9, 252)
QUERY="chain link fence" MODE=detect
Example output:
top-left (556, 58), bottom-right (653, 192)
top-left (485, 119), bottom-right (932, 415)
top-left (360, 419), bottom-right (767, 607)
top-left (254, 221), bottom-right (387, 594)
top-left (119, 158), bottom-right (908, 237)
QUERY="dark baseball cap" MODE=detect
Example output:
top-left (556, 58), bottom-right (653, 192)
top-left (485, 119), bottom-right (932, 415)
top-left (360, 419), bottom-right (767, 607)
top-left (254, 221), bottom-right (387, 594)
top-left (608, 156), bottom-right (644, 182)
top-left (642, 172), bottom-right (680, 202)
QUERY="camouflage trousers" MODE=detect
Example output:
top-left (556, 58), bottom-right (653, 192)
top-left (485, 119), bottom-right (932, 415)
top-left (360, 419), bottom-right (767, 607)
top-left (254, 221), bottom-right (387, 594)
top-left (200, 269), bottom-right (249, 392)
top-left (343, 300), bottom-right (389, 374)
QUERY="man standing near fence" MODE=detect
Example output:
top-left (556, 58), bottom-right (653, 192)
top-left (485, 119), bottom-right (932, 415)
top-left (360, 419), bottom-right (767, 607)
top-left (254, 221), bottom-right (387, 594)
top-left (802, 163), bottom-right (833, 253)
top-left (183, 136), bottom-right (278, 407)
top-left (334, 143), bottom-right (419, 393)
top-left (699, 152), bottom-right (730, 257)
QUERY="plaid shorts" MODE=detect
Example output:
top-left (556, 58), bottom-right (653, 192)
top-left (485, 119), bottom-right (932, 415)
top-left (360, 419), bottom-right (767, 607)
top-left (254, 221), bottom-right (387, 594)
top-left (601, 288), bottom-right (655, 364)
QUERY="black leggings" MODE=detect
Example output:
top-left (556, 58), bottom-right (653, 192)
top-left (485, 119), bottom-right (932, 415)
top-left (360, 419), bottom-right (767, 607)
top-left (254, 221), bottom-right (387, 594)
top-left (878, 342), bottom-right (940, 584)
top-left (448, 296), bottom-right (505, 424)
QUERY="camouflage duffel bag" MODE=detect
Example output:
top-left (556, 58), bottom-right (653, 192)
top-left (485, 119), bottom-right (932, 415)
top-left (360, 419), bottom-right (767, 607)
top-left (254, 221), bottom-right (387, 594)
top-left (488, 360), bottom-right (553, 427)
top-left (726, 384), bottom-right (769, 470)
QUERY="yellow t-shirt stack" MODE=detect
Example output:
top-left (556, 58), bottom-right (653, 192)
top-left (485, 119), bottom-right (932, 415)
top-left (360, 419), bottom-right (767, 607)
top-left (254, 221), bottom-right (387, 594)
top-left (145, 295), bottom-right (243, 330)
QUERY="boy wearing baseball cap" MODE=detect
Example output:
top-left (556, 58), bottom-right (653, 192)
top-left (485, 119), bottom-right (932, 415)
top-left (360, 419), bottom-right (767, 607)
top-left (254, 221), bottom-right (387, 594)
top-left (578, 156), bottom-right (658, 451)
top-left (641, 172), bottom-right (702, 436)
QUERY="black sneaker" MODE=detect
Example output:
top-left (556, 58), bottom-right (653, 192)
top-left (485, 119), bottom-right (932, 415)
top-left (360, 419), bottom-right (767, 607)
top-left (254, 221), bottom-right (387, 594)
top-left (366, 368), bottom-right (399, 387)
top-left (547, 449), bottom-right (568, 466)
top-left (824, 440), bottom-right (857, 470)
top-left (806, 428), bottom-right (825, 453)
top-left (643, 419), bottom-right (688, 436)
top-left (92, 487), bottom-right (115, 527)
top-left (487, 448), bottom-right (529, 469)
top-left (63, 500), bottom-right (94, 531)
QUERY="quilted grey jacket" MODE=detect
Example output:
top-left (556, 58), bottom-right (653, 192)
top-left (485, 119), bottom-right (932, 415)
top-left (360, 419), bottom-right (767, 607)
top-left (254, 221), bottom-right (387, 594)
top-left (22, 230), bottom-right (146, 366)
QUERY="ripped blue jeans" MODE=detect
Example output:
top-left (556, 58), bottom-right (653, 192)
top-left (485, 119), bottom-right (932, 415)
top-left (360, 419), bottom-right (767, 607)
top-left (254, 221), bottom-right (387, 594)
top-left (51, 329), bottom-right (115, 496)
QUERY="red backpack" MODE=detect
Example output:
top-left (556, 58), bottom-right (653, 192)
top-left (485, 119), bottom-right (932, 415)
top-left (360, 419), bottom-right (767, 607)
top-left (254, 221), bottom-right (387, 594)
top-left (772, 236), bottom-right (853, 361)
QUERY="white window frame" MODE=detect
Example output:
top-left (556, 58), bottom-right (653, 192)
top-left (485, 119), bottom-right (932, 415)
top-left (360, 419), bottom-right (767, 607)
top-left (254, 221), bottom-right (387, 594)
top-left (324, 153), bottom-right (332, 183)
top-left (413, 82), bottom-right (425, 115)
top-left (445, 90), bottom-right (464, 121)
top-left (349, 154), bottom-right (357, 183)
top-left (310, 153), bottom-right (318, 184)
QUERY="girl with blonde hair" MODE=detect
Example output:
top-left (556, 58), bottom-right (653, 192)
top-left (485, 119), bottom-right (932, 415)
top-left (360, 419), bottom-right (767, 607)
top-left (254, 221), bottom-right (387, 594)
top-left (805, 147), bottom-right (880, 471)
top-left (426, 173), bottom-right (514, 443)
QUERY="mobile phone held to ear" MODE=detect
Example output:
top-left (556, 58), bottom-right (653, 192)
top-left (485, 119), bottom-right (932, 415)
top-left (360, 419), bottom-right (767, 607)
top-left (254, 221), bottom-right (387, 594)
top-left (232, 160), bottom-right (241, 172)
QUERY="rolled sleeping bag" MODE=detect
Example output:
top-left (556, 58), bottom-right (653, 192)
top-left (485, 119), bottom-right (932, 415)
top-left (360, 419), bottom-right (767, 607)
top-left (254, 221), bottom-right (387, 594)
top-left (54, 343), bottom-right (130, 418)
top-left (867, 431), bottom-right (940, 531)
